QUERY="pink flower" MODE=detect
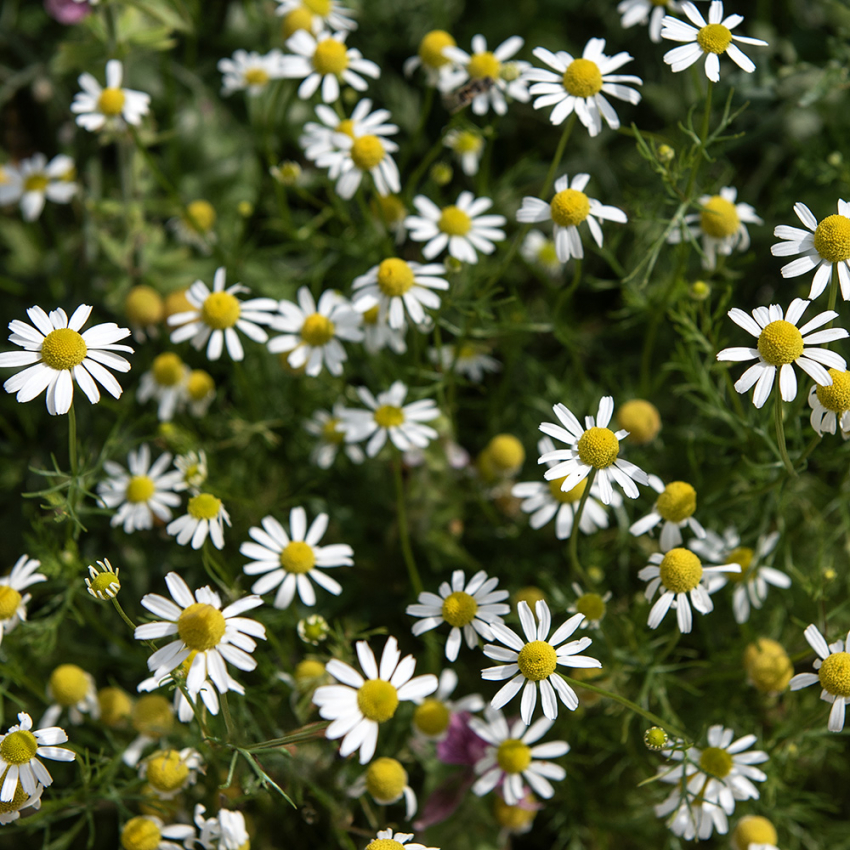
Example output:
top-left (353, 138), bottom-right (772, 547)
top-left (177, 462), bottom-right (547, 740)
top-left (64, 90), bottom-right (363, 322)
top-left (45, 0), bottom-right (92, 24)
top-left (436, 711), bottom-right (488, 766)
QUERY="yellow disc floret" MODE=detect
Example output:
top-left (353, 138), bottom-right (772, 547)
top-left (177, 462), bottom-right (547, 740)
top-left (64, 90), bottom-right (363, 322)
top-left (187, 493), bottom-right (221, 520)
top-left (163, 289), bottom-right (193, 321)
top-left (294, 659), bottom-right (325, 684)
top-left (40, 328), bottom-right (88, 371)
top-left (467, 51), bottom-right (501, 80)
top-left (282, 8), bottom-right (313, 37)
top-left (132, 694), bottom-right (174, 736)
top-left (201, 292), bottom-right (240, 329)
top-left (576, 427), bottom-right (619, 469)
top-left (438, 205), bottom-right (472, 236)
top-left (322, 416), bottom-right (345, 443)
top-left (366, 841), bottom-right (404, 850)
top-left (617, 399), bottom-right (661, 444)
top-left (452, 131), bottom-right (483, 154)
top-left (550, 188), bottom-right (591, 227)
top-left (300, 313), bottom-right (335, 347)
top-left (98, 88), bottom-right (126, 116)
top-left (177, 603), bottom-right (226, 651)
top-left (486, 434), bottom-right (525, 473)
top-left (659, 548), bottom-right (703, 594)
top-left (145, 750), bottom-right (190, 794)
top-left (726, 546), bottom-right (754, 583)
top-left (418, 30), bottom-right (456, 69)
top-left (126, 475), bottom-right (156, 504)
top-left (699, 195), bottom-right (740, 239)
top-left (151, 352), bottom-right (185, 387)
top-left (513, 587), bottom-right (545, 614)
top-left (351, 135), bottom-right (385, 171)
top-left (304, 0), bottom-right (331, 13)
top-left (365, 757), bottom-right (407, 802)
top-left (562, 58), bottom-right (603, 97)
top-left (125, 286), bottom-right (165, 326)
top-left (185, 200), bottom-right (216, 233)
top-left (548, 476), bottom-right (588, 504)
top-left (813, 214), bottom-right (850, 263)
top-left (656, 481), bottom-right (697, 523)
top-left (280, 541), bottom-right (316, 574)
top-left (244, 67), bottom-right (270, 87)
top-left (313, 39), bottom-right (348, 75)
top-left (121, 816), bottom-right (162, 850)
top-left (644, 726), bottom-right (669, 751)
top-left (517, 640), bottom-right (557, 681)
top-left (413, 699), bottom-right (450, 736)
top-left (441, 591), bottom-right (478, 627)
top-left (757, 320), bottom-right (804, 366)
top-left (494, 794), bottom-right (537, 831)
top-left (49, 663), bottom-right (90, 706)
top-left (818, 651), bottom-right (850, 698)
top-left (0, 730), bottom-right (38, 765)
top-left (743, 638), bottom-right (793, 694)
top-left (376, 258), bottom-right (415, 297)
top-left (374, 405), bottom-right (405, 428)
top-left (98, 687), bottom-right (133, 727)
top-left (0, 586), bottom-right (22, 620)
top-left (187, 370), bottom-right (214, 401)
top-left (362, 306), bottom-right (380, 326)
top-left (575, 592), bottom-right (606, 622)
top-left (699, 746), bottom-right (733, 778)
top-left (24, 174), bottom-right (49, 193)
top-left (357, 679), bottom-right (399, 723)
top-left (732, 815), bottom-right (778, 850)
top-left (89, 571), bottom-right (121, 598)
top-left (696, 23), bottom-right (733, 54)
top-left (816, 368), bottom-right (850, 412)
top-left (0, 773), bottom-right (32, 815)
top-left (496, 739), bottom-right (532, 774)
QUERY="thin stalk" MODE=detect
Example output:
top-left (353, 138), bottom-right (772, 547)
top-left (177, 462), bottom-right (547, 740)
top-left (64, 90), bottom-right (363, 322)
top-left (541, 113), bottom-right (577, 199)
top-left (568, 467), bottom-right (596, 580)
top-left (774, 385), bottom-right (796, 476)
top-left (68, 403), bottom-right (78, 476)
top-left (220, 691), bottom-right (236, 742)
top-left (111, 598), bottom-right (137, 632)
top-left (684, 79), bottom-right (713, 201)
top-left (393, 456), bottom-right (423, 596)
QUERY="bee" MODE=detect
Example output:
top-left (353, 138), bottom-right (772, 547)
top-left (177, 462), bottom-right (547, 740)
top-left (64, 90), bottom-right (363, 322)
top-left (443, 76), bottom-right (495, 114)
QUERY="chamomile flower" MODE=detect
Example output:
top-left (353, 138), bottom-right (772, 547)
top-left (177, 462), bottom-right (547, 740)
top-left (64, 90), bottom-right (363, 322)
top-left (513, 437), bottom-right (614, 540)
top-left (790, 623), bottom-right (850, 732)
top-left (120, 815), bottom-right (195, 850)
top-left (71, 59), bottom-right (151, 132)
top-left (441, 35), bottom-right (531, 116)
top-left (349, 757), bottom-right (417, 819)
top-left (689, 528), bottom-right (788, 624)
top-left (444, 129), bottom-right (485, 176)
top-left (305, 405), bottom-right (365, 468)
top-left (168, 200), bottom-right (217, 254)
top-left (517, 173), bottom-right (627, 264)
top-left (312, 635), bottom-right (438, 763)
top-left (566, 583), bottom-right (612, 629)
top-left (268, 288), bottom-right (363, 376)
top-left (0, 781), bottom-right (42, 825)
top-left (771, 200), bottom-right (850, 300)
top-left (716, 298), bottom-right (848, 409)
top-left (0, 555), bottom-right (46, 645)
top-left (639, 548), bottom-right (740, 633)
top-left (300, 98), bottom-right (395, 163)
top-left (5, 154), bottom-right (77, 222)
top-left (359, 305), bottom-right (408, 355)
top-left (185, 370), bottom-right (215, 416)
top-left (405, 192), bottom-right (506, 264)
top-left (275, 0), bottom-right (356, 35)
top-left (808, 369), bottom-right (850, 436)
top-left (520, 230), bottom-right (562, 276)
top-left (404, 30), bottom-right (458, 90)
top-left (630, 475), bottom-right (706, 550)
top-left (668, 187), bottom-right (762, 269)
top-left (138, 660), bottom-right (221, 725)
top-left (411, 669), bottom-right (484, 741)
top-left (363, 829), bottom-right (437, 850)
top-left (137, 352), bottom-right (190, 421)
top-left (731, 816), bottom-right (779, 850)
top-left (618, 0), bottom-right (684, 42)
top-left (134, 572), bottom-right (265, 698)
top-left (281, 30), bottom-right (379, 103)
top-left (352, 259), bottom-right (448, 330)
top-left (525, 38), bottom-right (642, 136)
top-left (218, 50), bottom-right (285, 96)
top-left (538, 396), bottom-right (650, 505)
top-left (0, 712), bottom-right (74, 802)
top-left (0, 304), bottom-right (133, 416)
top-left (166, 494), bottom-right (231, 550)
top-left (121, 694), bottom-right (175, 767)
top-left (173, 450), bottom-right (208, 493)
top-left (42, 664), bottom-right (99, 726)
top-left (470, 708), bottom-right (569, 804)
top-left (407, 570), bottom-right (510, 662)
top-left (168, 267), bottom-right (277, 362)
top-left (429, 343), bottom-right (500, 383)
top-left (341, 380), bottom-right (440, 457)
top-left (97, 444), bottom-right (184, 534)
top-left (139, 748), bottom-right (203, 800)
top-left (660, 2), bottom-right (768, 82)
top-left (194, 805), bottom-right (251, 850)
top-left (240, 507), bottom-right (354, 609)
top-left (85, 559), bottom-right (121, 601)
top-left (482, 600), bottom-right (601, 725)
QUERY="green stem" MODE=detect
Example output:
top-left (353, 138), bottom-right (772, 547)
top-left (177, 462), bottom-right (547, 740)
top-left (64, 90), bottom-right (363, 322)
top-left (68, 403), bottom-right (78, 476)
top-left (393, 456), bottom-right (423, 596)
top-left (111, 598), bottom-right (137, 632)
top-left (684, 79), bottom-right (713, 201)
top-left (774, 385), bottom-right (796, 477)
top-left (541, 113), bottom-right (577, 199)
top-left (220, 691), bottom-right (236, 742)
top-left (568, 467), bottom-right (596, 580)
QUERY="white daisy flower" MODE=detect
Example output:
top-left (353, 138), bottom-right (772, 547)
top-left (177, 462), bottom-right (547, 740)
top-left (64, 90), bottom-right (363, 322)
top-left (808, 368), bottom-right (850, 437)
top-left (0, 555), bottom-right (46, 646)
top-left (660, 1), bottom-right (768, 82)
top-left (403, 30), bottom-right (458, 90)
top-left (312, 635), bottom-right (438, 763)
top-left (137, 352), bottom-right (190, 422)
top-left (0, 781), bottom-right (42, 825)
top-left (166, 493), bottom-right (231, 550)
top-left (538, 396), bottom-right (650, 505)
top-left (525, 38), bottom-right (642, 136)
top-left (275, 0), bottom-right (356, 35)
top-left (121, 695), bottom-right (176, 768)
top-left (362, 829), bottom-right (437, 850)
top-left (441, 35), bottom-right (531, 116)
top-left (4, 153), bottom-right (77, 222)
top-left (135, 572), bottom-right (265, 698)
top-left (359, 304), bottom-right (408, 355)
top-left (790, 623), bottom-right (850, 732)
top-left (168, 199), bottom-right (217, 255)
top-left (0, 304), bottom-right (133, 416)
top-left (281, 29), bottom-right (379, 103)
top-left (173, 450), bottom-right (208, 493)
top-left (42, 664), bottom-right (99, 727)
top-left (194, 804), bottom-right (251, 850)
top-left (240, 506), bottom-right (354, 609)
top-left (513, 436), bottom-right (614, 540)
top-left (410, 668), bottom-right (484, 741)
top-left (517, 173), bottom-right (627, 264)
top-left (185, 369), bottom-right (215, 417)
top-left (0, 161), bottom-right (23, 208)
top-left (120, 815), bottom-right (195, 850)
top-left (0, 712), bottom-right (74, 802)
top-left (300, 98), bottom-right (394, 164)
top-left (138, 747), bottom-right (203, 800)
top-left (689, 527), bottom-right (788, 624)
top-left (138, 657), bottom-right (222, 726)
top-left (668, 186), bottom-right (762, 270)
top-left (470, 707), bottom-right (569, 804)
top-left (444, 129), bottom-right (484, 176)
top-left (267, 288), bottom-right (363, 376)
top-left (429, 343), bottom-right (500, 383)
top-left (71, 59), bottom-right (151, 132)
top-left (618, 0), bottom-right (684, 43)
top-left (349, 757), bottom-right (417, 819)
top-left (305, 405), bottom-right (366, 468)
top-left (406, 570), bottom-right (510, 662)
top-left (341, 380), bottom-right (440, 457)
top-left (566, 583), bottom-right (612, 630)
top-left (482, 600), bottom-right (601, 725)
top-left (167, 267), bottom-right (278, 361)
top-left (629, 474), bottom-right (706, 550)
top-left (716, 298), bottom-right (848, 409)
top-left (731, 817), bottom-right (779, 850)
top-left (85, 559), bottom-right (121, 601)
top-left (639, 547), bottom-right (740, 633)
top-left (521, 230), bottom-right (562, 276)
top-left (97, 444), bottom-right (183, 534)
top-left (771, 200), bottom-right (850, 300)
top-left (405, 192), bottom-right (506, 264)
top-left (655, 783), bottom-right (729, 843)
top-left (352, 259), bottom-right (448, 330)
top-left (218, 49), bottom-right (285, 96)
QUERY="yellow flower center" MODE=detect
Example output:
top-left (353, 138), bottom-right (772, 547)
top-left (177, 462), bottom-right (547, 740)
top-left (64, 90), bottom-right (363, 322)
top-left (562, 58), bottom-right (603, 97)
top-left (357, 679), bottom-right (399, 723)
top-left (336, 118), bottom-right (355, 138)
top-left (151, 352), bottom-right (184, 387)
top-left (376, 258), bottom-right (415, 297)
top-left (813, 214), bottom-right (850, 263)
top-left (576, 426), bottom-right (619, 469)
top-left (496, 739), bottom-right (532, 774)
top-left (126, 475), bottom-right (156, 504)
top-left (121, 817), bottom-right (162, 850)
top-left (656, 481), bottom-right (697, 523)
top-left (413, 699), bottom-right (451, 736)
top-left (321, 416), bottom-right (345, 444)
top-left (350, 135), bottom-right (386, 171)
top-left (294, 659), bottom-right (325, 683)
top-left (40, 328), bottom-right (88, 371)
top-left (163, 288), bottom-right (193, 320)
top-left (177, 602), bottom-right (226, 651)
top-left (24, 173), bottom-right (49, 193)
top-left (376, 194), bottom-right (406, 224)
top-left (132, 694), bottom-right (174, 736)
top-left (757, 320), bottom-right (804, 366)
top-left (659, 548), bottom-right (703, 594)
top-left (818, 651), bottom-right (850, 698)
top-left (0, 586), bottom-right (22, 620)
top-left (187, 370), bottom-right (214, 400)
top-left (467, 51), bottom-right (501, 80)
top-left (452, 131), bottom-right (483, 154)
top-left (49, 663), bottom-right (90, 706)
top-left (617, 399), bottom-right (661, 444)
top-left (362, 305), bottom-right (380, 325)
top-left (243, 67), bottom-right (270, 87)
top-left (743, 638), bottom-right (793, 693)
top-left (98, 87), bottom-right (126, 116)
top-left (146, 750), bottom-right (190, 793)
top-left (548, 476), bottom-right (588, 504)
top-left (313, 39), bottom-right (348, 75)
top-left (733, 815), bottom-right (778, 849)
top-left (419, 30), bottom-right (456, 69)
top-left (125, 286), bottom-right (164, 326)
top-left (0, 730), bottom-right (38, 765)
top-left (282, 8), bottom-right (313, 37)
top-left (487, 434), bottom-right (525, 471)
top-left (514, 586), bottom-right (545, 612)
top-left (365, 757), bottom-right (408, 801)
top-left (280, 541), bottom-right (316, 574)
top-left (517, 640), bottom-right (557, 681)
top-left (90, 571), bottom-right (121, 597)
top-left (300, 313), bottom-right (335, 347)
top-left (201, 291), bottom-right (241, 330)
top-left (187, 493), bottom-right (221, 520)
top-left (441, 590), bottom-right (478, 627)
top-left (98, 687), bottom-right (132, 726)
top-left (438, 205), bottom-right (472, 236)
top-left (696, 23), bottom-right (733, 54)
top-left (366, 841), bottom-right (404, 850)
top-left (699, 746), bottom-right (733, 778)
top-left (537, 240), bottom-right (559, 266)
top-left (374, 404), bottom-right (405, 428)
top-left (726, 546), bottom-right (755, 583)
top-left (0, 772), bottom-right (31, 814)
top-left (550, 189), bottom-right (590, 228)
top-left (304, 0), bottom-right (330, 12)
top-left (816, 368), bottom-right (850, 412)
top-left (185, 199), bottom-right (216, 233)
top-left (644, 726), bottom-right (669, 749)
top-left (494, 795), bottom-right (537, 830)
top-left (575, 592), bottom-right (606, 622)
top-left (699, 195), bottom-right (740, 238)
